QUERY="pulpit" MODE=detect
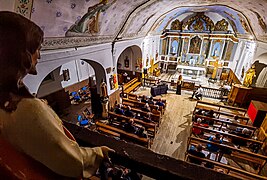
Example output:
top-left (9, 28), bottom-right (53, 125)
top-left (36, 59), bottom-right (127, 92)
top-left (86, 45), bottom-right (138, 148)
top-left (228, 84), bottom-right (252, 106)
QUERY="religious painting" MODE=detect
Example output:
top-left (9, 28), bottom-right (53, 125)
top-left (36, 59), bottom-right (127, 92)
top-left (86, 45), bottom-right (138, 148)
top-left (62, 69), bottom-right (70, 81)
top-left (182, 38), bottom-right (189, 54)
top-left (211, 40), bottom-right (224, 59)
top-left (124, 56), bottom-right (129, 68)
top-left (224, 41), bottom-right (234, 61)
top-left (170, 39), bottom-right (179, 55)
top-left (201, 39), bottom-right (209, 57)
top-left (189, 36), bottom-right (202, 54)
top-left (67, 0), bottom-right (116, 34)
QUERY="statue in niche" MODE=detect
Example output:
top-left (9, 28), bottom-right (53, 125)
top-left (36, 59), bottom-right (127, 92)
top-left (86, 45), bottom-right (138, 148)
top-left (66, 0), bottom-right (116, 35)
top-left (214, 19), bottom-right (229, 31)
top-left (243, 65), bottom-right (256, 87)
top-left (170, 19), bottom-right (182, 30)
top-left (212, 41), bottom-right (222, 58)
top-left (189, 36), bottom-right (201, 54)
top-left (124, 56), bottom-right (129, 68)
top-left (100, 79), bottom-right (108, 97)
top-left (146, 56), bottom-right (149, 67)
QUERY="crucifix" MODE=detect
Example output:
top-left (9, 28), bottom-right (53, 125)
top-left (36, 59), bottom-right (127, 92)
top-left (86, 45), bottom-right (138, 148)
top-left (211, 59), bottom-right (223, 79)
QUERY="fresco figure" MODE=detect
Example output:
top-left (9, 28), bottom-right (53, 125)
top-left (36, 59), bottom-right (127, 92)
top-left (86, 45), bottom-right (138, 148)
top-left (67, 0), bottom-right (116, 35)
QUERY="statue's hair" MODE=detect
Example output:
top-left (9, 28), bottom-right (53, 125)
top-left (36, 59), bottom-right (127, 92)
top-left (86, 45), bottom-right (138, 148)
top-left (0, 11), bottom-right (44, 112)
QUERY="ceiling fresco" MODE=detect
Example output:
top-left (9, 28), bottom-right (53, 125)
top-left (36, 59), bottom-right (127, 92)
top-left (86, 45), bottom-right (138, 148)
top-left (30, 0), bottom-right (267, 47)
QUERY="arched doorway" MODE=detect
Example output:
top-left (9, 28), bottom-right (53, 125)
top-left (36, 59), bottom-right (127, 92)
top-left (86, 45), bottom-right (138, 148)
top-left (117, 45), bottom-right (142, 85)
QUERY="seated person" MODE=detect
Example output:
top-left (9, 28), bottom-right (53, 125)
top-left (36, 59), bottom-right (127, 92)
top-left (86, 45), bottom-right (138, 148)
top-left (136, 126), bottom-right (148, 138)
top-left (155, 98), bottom-right (165, 107)
top-left (142, 112), bottom-right (152, 123)
top-left (192, 118), bottom-right (208, 136)
top-left (192, 85), bottom-right (203, 100)
top-left (114, 104), bottom-right (125, 115)
top-left (140, 95), bottom-right (148, 103)
top-left (187, 144), bottom-right (206, 165)
top-left (193, 108), bottom-right (204, 122)
top-left (195, 108), bottom-right (204, 116)
top-left (123, 119), bottom-right (137, 133)
top-left (124, 106), bottom-right (135, 118)
top-left (147, 96), bottom-right (155, 105)
top-left (152, 105), bottom-right (161, 115)
top-left (227, 115), bottom-right (239, 131)
top-left (141, 103), bottom-right (151, 112)
top-left (206, 133), bottom-right (223, 159)
top-left (204, 110), bottom-right (215, 118)
top-left (230, 128), bottom-right (251, 147)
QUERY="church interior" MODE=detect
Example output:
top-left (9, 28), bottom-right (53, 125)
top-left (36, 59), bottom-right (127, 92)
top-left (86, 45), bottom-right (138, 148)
top-left (2, 0), bottom-right (267, 179)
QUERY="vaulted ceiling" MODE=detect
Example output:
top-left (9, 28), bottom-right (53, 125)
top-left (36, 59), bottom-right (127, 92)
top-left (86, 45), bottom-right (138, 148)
top-left (30, 0), bottom-right (267, 48)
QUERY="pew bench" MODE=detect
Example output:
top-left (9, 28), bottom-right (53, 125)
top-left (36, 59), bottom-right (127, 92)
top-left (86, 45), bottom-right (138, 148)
top-left (185, 154), bottom-right (267, 180)
top-left (188, 136), bottom-right (267, 175)
top-left (96, 121), bottom-right (150, 148)
top-left (124, 81), bottom-right (142, 94)
top-left (97, 127), bottom-right (120, 138)
top-left (108, 111), bottom-right (157, 137)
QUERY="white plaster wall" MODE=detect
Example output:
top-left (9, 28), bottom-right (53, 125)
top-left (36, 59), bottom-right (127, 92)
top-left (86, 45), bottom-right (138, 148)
top-left (24, 39), bottom-right (144, 96)
top-left (24, 43), bottom-right (114, 95)
top-left (254, 41), bottom-right (267, 64)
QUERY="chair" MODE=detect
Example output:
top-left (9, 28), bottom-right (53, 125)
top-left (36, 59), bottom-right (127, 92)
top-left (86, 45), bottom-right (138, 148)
top-left (0, 137), bottom-right (75, 179)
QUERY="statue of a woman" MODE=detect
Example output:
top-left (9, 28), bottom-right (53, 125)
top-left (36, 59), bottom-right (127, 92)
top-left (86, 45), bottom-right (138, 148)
top-left (243, 65), bottom-right (256, 87)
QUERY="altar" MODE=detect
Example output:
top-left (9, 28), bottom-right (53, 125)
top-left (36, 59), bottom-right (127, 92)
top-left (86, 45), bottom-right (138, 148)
top-left (176, 65), bottom-right (206, 77)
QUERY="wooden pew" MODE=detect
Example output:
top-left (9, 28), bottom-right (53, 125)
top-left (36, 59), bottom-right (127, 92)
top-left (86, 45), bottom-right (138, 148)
top-left (127, 93), bottom-right (167, 105)
top-left (97, 127), bottom-right (120, 138)
top-left (122, 98), bottom-right (165, 114)
top-left (108, 111), bottom-right (157, 137)
top-left (121, 105), bottom-right (161, 124)
top-left (192, 125), bottom-right (263, 148)
top-left (196, 100), bottom-right (247, 116)
top-left (194, 105), bottom-right (250, 124)
top-left (123, 78), bottom-right (137, 91)
top-left (187, 136), bottom-right (267, 175)
top-left (194, 114), bottom-right (257, 135)
top-left (124, 81), bottom-right (142, 94)
top-left (96, 121), bottom-right (150, 148)
top-left (185, 153), bottom-right (267, 180)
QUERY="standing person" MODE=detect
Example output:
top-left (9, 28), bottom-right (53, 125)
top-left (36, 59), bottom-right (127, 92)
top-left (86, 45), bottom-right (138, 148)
top-left (0, 12), bottom-right (113, 178)
top-left (176, 75), bottom-right (183, 95)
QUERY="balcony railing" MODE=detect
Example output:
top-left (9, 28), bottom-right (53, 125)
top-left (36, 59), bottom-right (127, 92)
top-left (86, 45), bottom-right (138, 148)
top-left (143, 78), bottom-right (225, 99)
top-left (64, 121), bottom-right (236, 179)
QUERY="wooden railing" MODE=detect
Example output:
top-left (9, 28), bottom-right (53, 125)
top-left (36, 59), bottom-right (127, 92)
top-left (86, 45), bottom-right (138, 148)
top-left (143, 78), bottom-right (224, 99)
top-left (63, 121), bottom-right (236, 179)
